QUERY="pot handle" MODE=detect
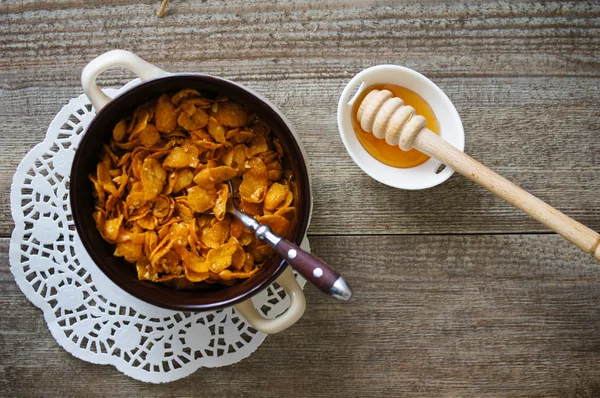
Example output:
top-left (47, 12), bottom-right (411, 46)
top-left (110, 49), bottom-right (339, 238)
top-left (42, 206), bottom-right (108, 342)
top-left (234, 267), bottom-right (306, 334)
top-left (81, 50), bottom-right (169, 112)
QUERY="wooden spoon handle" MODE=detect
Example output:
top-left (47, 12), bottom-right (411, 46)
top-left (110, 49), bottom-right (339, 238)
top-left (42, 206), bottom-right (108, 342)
top-left (413, 127), bottom-right (600, 261)
top-left (229, 204), bottom-right (352, 300)
top-left (275, 239), bottom-right (352, 301)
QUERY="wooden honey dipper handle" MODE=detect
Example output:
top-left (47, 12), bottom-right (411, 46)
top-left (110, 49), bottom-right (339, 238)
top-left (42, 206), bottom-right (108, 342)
top-left (359, 90), bottom-right (600, 261)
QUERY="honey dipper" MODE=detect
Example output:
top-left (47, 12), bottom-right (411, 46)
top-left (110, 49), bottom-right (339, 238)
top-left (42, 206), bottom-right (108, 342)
top-left (358, 89), bottom-right (600, 261)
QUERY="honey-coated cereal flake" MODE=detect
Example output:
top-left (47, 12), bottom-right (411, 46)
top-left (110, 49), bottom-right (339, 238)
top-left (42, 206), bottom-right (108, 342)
top-left (89, 89), bottom-right (297, 286)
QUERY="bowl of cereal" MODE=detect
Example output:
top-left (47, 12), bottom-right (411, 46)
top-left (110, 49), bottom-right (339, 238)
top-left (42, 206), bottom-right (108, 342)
top-left (70, 50), bottom-right (311, 334)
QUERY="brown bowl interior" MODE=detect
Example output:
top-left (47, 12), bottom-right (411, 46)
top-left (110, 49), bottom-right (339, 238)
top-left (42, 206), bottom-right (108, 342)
top-left (70, 74), bottom-right (311, 311)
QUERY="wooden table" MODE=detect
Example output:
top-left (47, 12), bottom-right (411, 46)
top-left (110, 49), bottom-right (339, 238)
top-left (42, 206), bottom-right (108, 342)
top-left (2, 1), bottom-right (600, 396)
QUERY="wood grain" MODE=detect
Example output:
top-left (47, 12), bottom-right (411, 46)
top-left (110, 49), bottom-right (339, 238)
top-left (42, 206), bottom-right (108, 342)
top-left (2, 235), bottom-right (600, 396)
top-left (412, 127), bottom-right (600, 259)
top-left (2, 1), bottom-right (600, 396)
top-left (1, 1), bottom-right (600, 237)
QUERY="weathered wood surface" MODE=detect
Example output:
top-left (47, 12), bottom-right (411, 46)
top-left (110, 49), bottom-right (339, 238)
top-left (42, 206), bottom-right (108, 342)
top-left (2, 1), bottom-right (600, 396)
top-left (1, 1), bottom-right (600, 237)
top-left (2, 235), bottom-right (600, 396)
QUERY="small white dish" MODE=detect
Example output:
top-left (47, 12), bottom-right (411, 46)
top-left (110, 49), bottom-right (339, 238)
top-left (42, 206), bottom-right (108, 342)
top-left (337, 65), bottom-right (465, 190)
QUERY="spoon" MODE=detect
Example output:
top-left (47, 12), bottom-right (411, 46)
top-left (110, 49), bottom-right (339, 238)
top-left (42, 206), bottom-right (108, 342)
top-left (358, 89), bottom-right (600, 261)
top-left (226, 180), bottom-right (352, 301)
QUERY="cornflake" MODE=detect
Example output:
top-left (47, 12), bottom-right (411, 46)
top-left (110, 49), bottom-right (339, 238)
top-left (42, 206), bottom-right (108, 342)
top-left (89, 89), bottom-right (296, 286)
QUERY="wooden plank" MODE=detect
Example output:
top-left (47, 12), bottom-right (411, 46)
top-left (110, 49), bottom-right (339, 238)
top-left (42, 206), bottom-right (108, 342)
top-left (2, 79), bottom-right (599, 238)
top-left (1, 2), bottom-right (600, 237)
top-left (2, 235), bottom-right (600, 396)
top-left (2, 2), bottom-right (600, 82)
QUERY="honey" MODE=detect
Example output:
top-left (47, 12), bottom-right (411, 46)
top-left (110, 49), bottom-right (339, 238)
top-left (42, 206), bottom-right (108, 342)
top-left (351, 84), bottom-right (440, 168)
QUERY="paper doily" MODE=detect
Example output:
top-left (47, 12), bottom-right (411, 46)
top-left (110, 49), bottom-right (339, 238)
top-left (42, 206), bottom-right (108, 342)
top-left (9, 80), bottom-right (308, 383)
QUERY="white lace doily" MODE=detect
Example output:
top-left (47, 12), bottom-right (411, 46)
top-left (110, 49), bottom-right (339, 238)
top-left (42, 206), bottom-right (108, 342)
top-left (9, 80), bottom-right (308, 383)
